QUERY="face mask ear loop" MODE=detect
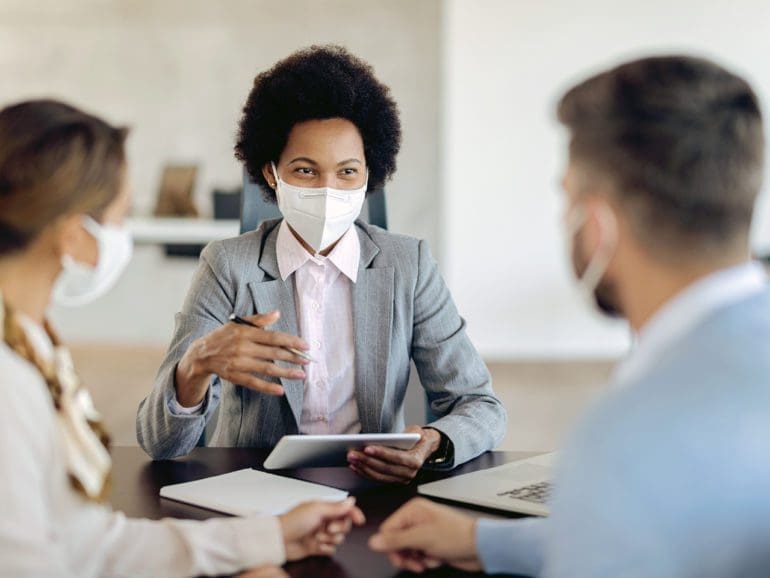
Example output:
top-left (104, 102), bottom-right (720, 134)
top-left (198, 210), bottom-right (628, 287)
top-left (270, 162), bottom-right (282, 186)
top-left (81, 215), bottom-right (103, 238)
top-left (578, 204), bottom-right (618, 297)
top-left (566, 204), bottom-right (587, 238)
top-left (63, 216), bottom-right (103, 270)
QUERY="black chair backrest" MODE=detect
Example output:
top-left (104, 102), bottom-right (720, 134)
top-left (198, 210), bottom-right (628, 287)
top-left (240, 168), bottom-right (388, 234)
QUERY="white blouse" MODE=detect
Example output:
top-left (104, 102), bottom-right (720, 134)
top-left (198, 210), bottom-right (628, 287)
top-left (0, 319), bottom-right (285, 577)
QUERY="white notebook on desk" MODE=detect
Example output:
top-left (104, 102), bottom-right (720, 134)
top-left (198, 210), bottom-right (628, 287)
top-left (160, 468), bottom-right (348, 516)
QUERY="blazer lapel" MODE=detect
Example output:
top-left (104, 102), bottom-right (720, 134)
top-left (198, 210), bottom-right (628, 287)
top-left (352, 225), bottom-right (394, 432)
top-left (247, 225), bottom-right (304, 428)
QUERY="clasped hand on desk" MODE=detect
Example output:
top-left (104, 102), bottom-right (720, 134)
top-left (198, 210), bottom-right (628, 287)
top-left (235, 497), bottom-right (366, 578)
top-left (370, 498), bottom-right (483, 573)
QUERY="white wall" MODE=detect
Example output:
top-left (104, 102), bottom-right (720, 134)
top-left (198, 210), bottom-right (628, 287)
top-left (0, 0), bottom-right (442, 345)
top-left (5, 0), bottom-right (770, 356)
top-left (442, 0), bottom-right (770, 360)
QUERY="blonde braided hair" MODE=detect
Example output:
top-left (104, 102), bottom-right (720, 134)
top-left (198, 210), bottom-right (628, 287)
top-left (1, 297), bottom-right (112, 501)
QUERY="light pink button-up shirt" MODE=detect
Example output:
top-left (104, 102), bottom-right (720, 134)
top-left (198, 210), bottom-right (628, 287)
top-left (276, 220), bottom-right (361, 435)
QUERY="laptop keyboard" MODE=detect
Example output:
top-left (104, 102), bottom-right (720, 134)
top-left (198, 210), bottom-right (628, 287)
top-left (497, 481), bottom-right (551, 504)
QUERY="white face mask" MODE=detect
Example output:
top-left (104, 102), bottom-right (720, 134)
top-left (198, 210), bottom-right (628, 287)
top-left (271, 162), bottom-right (367, 253)
top-left (565, 202), bottom-right (618, 309)
top-left (53, 216), bottom-right (134, 307)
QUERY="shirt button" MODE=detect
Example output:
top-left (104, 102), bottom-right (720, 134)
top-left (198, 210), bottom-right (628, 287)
top-left (313, 339), bottom-right (321, 349)
top-left (311, 302), bottom-right (320, 311)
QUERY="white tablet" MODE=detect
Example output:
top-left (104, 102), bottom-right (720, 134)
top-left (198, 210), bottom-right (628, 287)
top-left (263, 433), bottom-right (422, 470)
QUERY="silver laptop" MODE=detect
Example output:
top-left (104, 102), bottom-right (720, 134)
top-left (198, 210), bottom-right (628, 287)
top-left (418, 452), bottom-right (555, 516)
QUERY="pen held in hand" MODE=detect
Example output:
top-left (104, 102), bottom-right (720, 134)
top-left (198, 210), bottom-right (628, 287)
top-left (228, 313), bottom-right (316, 362)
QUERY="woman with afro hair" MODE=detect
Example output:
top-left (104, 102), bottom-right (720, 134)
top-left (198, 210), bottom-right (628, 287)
top-left (138, 45), bottom-right (506, 483)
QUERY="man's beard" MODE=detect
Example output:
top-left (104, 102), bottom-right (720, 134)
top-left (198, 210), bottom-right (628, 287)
top-left (572, 229), bottom-right (622, 318)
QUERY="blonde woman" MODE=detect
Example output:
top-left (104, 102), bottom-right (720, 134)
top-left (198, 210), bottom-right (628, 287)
top-left (0, 99), bottom-right (363, 577)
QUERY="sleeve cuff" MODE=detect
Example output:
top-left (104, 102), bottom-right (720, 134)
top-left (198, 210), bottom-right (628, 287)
top-left (476, 517), bottom-right (547, 576)
top-left (168, 395), bottom-right (205, 416)
top-left (168, 383), bottom-right (212, 416)
top-left (167, 364), bottom-right (213, 417)
top-left (233, 515), bottom-right (286, 568)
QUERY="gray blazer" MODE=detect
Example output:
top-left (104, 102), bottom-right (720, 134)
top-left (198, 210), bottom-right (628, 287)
top-left (136, 219), bottom-right (506, 463)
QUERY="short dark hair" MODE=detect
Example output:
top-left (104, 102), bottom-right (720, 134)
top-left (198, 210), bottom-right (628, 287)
top-left (558, 55), bottom-right (765, 257)
top-left (0, 99), bottom-right (127, 256)
top-left (235, 45), bottom-right (401, 202)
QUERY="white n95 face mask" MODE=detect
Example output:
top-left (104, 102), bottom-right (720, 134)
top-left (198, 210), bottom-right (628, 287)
top-left (53, 216), bottom-right (134, 307)
top-left (271, 162), bottom-right (367, 253)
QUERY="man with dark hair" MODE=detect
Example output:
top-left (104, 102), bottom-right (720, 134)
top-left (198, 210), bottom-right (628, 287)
top-left (369, 55), bottom-right (770, 577)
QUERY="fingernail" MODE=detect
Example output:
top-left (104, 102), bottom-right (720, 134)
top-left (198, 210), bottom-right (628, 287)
top-left (370, 535), bottom-right (383, 549)
top-left (348, 452), bottom-right (357, 462)
top-left (292, 370), bottom-right (305, 379)
top-left (364, 446), bottom-right (375, 455)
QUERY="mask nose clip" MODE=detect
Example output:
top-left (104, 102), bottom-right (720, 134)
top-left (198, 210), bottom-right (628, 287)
top-left (298, 189), bottom-right (326, 199)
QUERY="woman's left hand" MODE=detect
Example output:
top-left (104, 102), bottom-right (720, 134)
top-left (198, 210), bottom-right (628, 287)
top-left (347, 426), bottom-right (442, 484)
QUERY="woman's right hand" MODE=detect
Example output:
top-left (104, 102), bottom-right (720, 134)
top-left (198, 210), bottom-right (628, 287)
top-left (174, 310), bottom-right (309, 407)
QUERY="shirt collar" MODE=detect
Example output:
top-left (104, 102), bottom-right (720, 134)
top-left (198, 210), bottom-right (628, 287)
top-left (612, 261), bottom-right (768, 387)
top-left (276, 220), bottom-right (361, 283)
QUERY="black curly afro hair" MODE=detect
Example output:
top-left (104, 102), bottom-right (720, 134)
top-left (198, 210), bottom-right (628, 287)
top-left (235, 45), bottom-right (402, 202)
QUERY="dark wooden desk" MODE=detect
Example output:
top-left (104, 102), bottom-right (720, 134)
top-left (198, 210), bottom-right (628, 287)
top-left (110, 447), bottom-right (528, 578)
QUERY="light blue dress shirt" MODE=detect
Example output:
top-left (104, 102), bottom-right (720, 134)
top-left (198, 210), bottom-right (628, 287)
top-left (476, 263), bottom-right (770, 577)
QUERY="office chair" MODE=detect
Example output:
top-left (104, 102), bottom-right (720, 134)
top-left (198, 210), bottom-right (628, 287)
top-left (240, 168), bottom-right (388, 233)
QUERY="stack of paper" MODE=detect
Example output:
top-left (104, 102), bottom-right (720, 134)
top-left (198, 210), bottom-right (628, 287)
top-left (160, 468), bottom-right (348, 516)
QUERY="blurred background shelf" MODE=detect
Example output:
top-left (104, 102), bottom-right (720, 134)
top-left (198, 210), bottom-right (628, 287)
top-left (128, 217), bottom-right (240, 245)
